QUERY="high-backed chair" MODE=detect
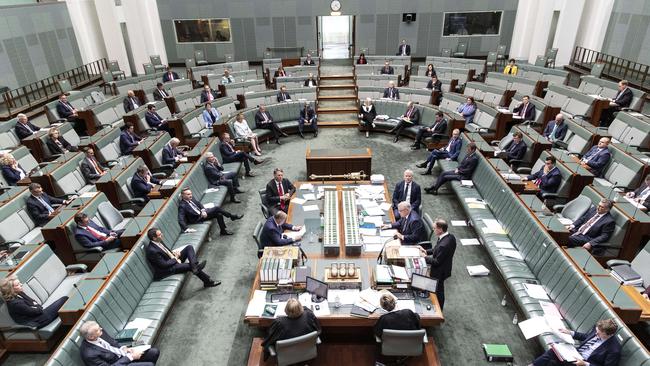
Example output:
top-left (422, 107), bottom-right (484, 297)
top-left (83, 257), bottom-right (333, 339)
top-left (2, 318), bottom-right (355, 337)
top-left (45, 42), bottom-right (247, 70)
top-left (252, 221), bottom-right (264, 258)
top-left (143, 63), bottom-right (155, 75)
top-left (376, 329), bottom-right (427, 357)
top-left (150, 55), bottom-right (166, 72)
top-left (545, 48), bottom-right (558, 68)
top-left (195, 50), bottom-right (208, 66)
top-left (486, 52), bottom-right (498, 72)
top-left (496, 44), bottom-right (507, 65)
top-left (453, 42), bottom-right (468, 58)
top-left (96, 201), bottom-right (133, 231)
top-left (591, 63), bottom-right (605, 78)
top-left (553, 195), bottom-right (592, 222)
top-left (108, 60), bottom-right (125, 80)
top-left (441, 48), bottom-right (451, 58)
top-left (606, 242), bottom-right (650, 291)
top-left (268, 330), bottom-right (320, 366)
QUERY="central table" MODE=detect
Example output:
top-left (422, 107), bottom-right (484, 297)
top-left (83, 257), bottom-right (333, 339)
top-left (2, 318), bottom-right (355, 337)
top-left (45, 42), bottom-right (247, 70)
top-left (305, 148), bottom-right (372, 180)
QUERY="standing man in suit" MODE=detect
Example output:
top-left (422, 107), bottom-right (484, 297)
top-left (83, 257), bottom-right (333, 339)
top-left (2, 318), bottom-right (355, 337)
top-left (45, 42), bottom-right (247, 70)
top-left (177, 188), bottom-right (241, 236)
top-left (298, 102), bottom-right (317, 138)
top-left (145, 228), bottom-right (220, 288)
top-left (203, 152), bottom-right (242, 203)
top-left (276, 85), bottom-right (291, 102)
top-left (0, 275), bottom-right (68, 329)
top-left (260, 211), bottom-right (302, 248)
top-left (80, 321), bottom-right (160, 366)
top-left (417, 129), bottom-right (462, 175)
top-left (601, 80), bottom-right (633, 127)
top-left (522, 155), bottom-right (562, 196)
top-left (255, 105), bottom-right (287, 145)
top-left (543, 113), bottom-right (569, 143)
top-left (531, 318), bottom-right (621, 366)
top-left (162, 67), bottom-right (179, 82)
top-left (162, 138), bottom-right (187, 167)
top-left (200, 85), bottom-right (218, 103)
top-left (567, 199), bottom-right (615, 255)
top-left (122, 90), bottom-right (140, 113)
top-left (119, 123), bottom-right (142, 155)
top-left (392, 170), bottom-right (421, 219)
top-left (412, 111), bottom-right (448, 150)
top-left (359, 97), bottom-right (377, 138)
top-left (382, 201), bottom-right (426, 245)
top-left (374, 293), bottom-right (420, 338)
top-left (131, 165), bottom-right (160, 202)
top-left (425, 142), bottom-right (479, 195)
top-left (152, 82), bottom-right (169, 101)
top-left (512, 95), bottom-right (536, 122)
top-left (389, 101), bottom-right (420, 143)
top-left (26, 183), bottom-right (70, 226)
top-left (56, 94), bottom-right (86, 136)
top-left (219, 132), bottom-right (263, 177)
top-left (397, 39), bottom-right (411, 56)
top-left (265, 168), bottom-right (296, 214)
top-left (304, 73), bottom-right (318, 87)
top-left (73, 213), bottom-right (122, 250)
top-left (420, 219), bottom-right (457, 310)
top-left (145, 104), bottom-right (173, 136)
top-left (579, 137), bottom-right (611, 178)
top-left (14, 113), bottom-right (40, 140)
top-left (303, 54), bottom-right (316, 65)
top-left (383, 81), bottom-right (400, 100)
top-left (380, 61), bottom-right (394, 75)
top-left (626, 175), bottom-right (650, 211)
top-left (498, 131), bottom-right (527, 164)
top-left (80, 147), bottom-right (107, 184)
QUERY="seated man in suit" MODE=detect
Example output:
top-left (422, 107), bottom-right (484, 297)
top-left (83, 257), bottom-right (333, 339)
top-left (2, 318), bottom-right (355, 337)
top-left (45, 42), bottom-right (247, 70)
top-left (530, 318), bottom-right (621, 366)
top-left (26, 182), bottom-right (70, 226)
top-left (221, 69), bottom-right (235, 84)
top-left (374, 293), bottom-right (420, 338)
top-left (200, 85), bottom-right (218, 103)
top-left (567, 199), bottom-right (615, 254)
top-left (265, 168), bottom-right (296, 213)
top-left (0, 153), bottom-right (27, 186)
top-left (512, 95), bottom-right (537, 122)
top-left (80, 320), bottom-right (160, 366)
top-left (382, 201), bottom-right (426, 245)
top-left (298, 102), bottom-right (317, 138)
top-left (260, 211), bottom-right (303, 248)
top-left (14, 113), bottom-right (40, 140)
top-left (380, 61), bottom-right (394, 75)
top-left (304, 72), bottom-right (318, 87)
top-left (119, 123), bottom-right (142, 155)
top-left (131, 165), bottom-right (161, 201)
top-left (625, 175), bottom-right (650, 211)
top-left (178, 187), bottom-right (241, 236)
top-left (56, 94), bottom-right (86, 136)
top-left (579, 137), bottom-right (611, 178)
top-left (397, 39), bottom-right (411, 56)
top-left (426, 75), bottom-right (444, 104)
top-left (276, 85), bottom-right (291, 102)
top-left (255, 104), bottom-right (287, 145)
top-left (389, 101), bottom-right (420, 143)
top-left (522, 156), bottom-right (561, 197)
top-left (421, 219), bottom-right (457, 310)
top-left (122, 90), bottom-right (140, 113)
top-left (162, 67), bottom-right (179, 82)
top-left (162, 137), bottom-right (187, 167)
top-left (220, 132), bottom-right (263, 177)
top-left (152, 82), bottom-right (170, 101)
top-left (303, 54), bottom-right (316, 66)
top-left (145, 104), bottom-right (173, 135)
top-left (600, 80), bottom-right (633, 127)
top-left (392, 170), bottom-right (421, 219)
top-left (497, 131), bottom-right (527, 164)
top-left (203, 152), bottom-right (242, 203)
top-left (417, 129), bottom-right (462, 175)
top-left (73, 212), bottom-right (122, 250)
top-left (145, 227), bottom-right (220, 288)
top-left (543, 113), bottom-right (569, 143)
top-left (262, 298), bottom-right (321, 360)
top-left (383, 81), bottom-right (400, 100)
top-left (425, 142), bottom-right (479, 195)
top-left (0, 275), bottom-right (68, 329)
top-left (80, 147), bottom-right (107, 184)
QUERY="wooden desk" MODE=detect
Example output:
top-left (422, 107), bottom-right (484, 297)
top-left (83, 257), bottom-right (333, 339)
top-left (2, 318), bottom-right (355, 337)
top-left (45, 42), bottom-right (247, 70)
top-left (120, 216), bottom-right (155, 249)
top-left (588, 98), bottom-right (612, 127)
top-left (623, 287), bottom-right (650, 321)
top-left (77, 109), bottom-right (99, 136)
top-left (306, 148), bottom-right (372, 180)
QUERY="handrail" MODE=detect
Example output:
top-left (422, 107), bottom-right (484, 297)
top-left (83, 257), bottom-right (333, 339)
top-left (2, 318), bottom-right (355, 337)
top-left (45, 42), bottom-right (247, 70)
top-left (568, 46), bottom-right (650, 92)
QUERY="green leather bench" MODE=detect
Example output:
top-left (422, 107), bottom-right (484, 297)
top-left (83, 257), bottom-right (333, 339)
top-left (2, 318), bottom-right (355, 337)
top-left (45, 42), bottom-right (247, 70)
top-left (357, 86), bottom-right (436, 106)
top-left (243, 88), bottom-right (317, 109)
top-left (463, 82), bottom-right (512, 108)
top-left (0, 189), bottom-right (45, 246)
top-left (223, 79), bottom-right (266, 98)
top-left (226, 101), bottom-right (316, 142)
top-left (356, 74), bottom-right (399, 88)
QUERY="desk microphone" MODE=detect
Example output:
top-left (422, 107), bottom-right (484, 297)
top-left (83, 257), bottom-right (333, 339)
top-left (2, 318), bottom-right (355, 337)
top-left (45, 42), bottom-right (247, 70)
top-left (73, 283), bottom-right (87, 305)
top-left (611, 280), bottom-right (625, 303)
top-left (544, 214), bottom-right (553, 229)
top-left (101, 257), bottom-right (111, 275)
top-left (376, 236), bottom-right (394, 264)
top-left (607, 181), bottom-right (619, 201)
top-left (560, 149), bottom-right (568, 163)
top-left (581, 251), bottom-right (592, 274)
top-left (631, 198), bottom-right (641, 220)
top-left (624, 136), bottom-right (633, 154)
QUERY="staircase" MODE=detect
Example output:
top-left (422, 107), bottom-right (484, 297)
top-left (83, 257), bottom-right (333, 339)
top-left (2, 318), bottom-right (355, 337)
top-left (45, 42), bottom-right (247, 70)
top-left (317, 59), bottom-right (359, 127)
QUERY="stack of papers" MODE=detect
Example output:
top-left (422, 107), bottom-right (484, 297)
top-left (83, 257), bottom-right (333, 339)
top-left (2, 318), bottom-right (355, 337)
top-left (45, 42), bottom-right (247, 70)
top-left (467, 265), bottom-right (490, 276)
top-left (494, 241), bottom-right (515, 249)
top-left (380, 229), bottom-right (397, 237)
top-left (398, 246), bottom-right (421, 257)
top-left (518, 316), bottom-right (573, 344)
top-left (451, 220), bottom-right (467, 226)
top-left (284, 226), bottom-right (306, 240)
top-left (245, 290), bottom-right (267, 316)
top-left (523, 283), bottom-right (550, 300)
top-left (302, 193), bottom-right (316, 201)
top-left (358, 288), bottom-right (381, 310)
top-left (291, 197), bottom-right (306, 205)
top-left (391, 265), bottom-right (410, 281)
top-left (552, 343), bottom-right (583, 362)
top-left (299, 183), bottom-right (314, 190)
top-left (162, 179), bottom-right (180, 186)
top-left (461, 180), bottom-right (474, 187)
top-left (460, 238), bottom-right (481, 246)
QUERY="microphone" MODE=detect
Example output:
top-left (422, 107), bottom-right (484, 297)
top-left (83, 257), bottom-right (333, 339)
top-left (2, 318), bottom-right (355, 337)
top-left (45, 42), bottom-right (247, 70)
top-left (581, 250), bottom-right (592, 274)
top-left (611, 280), bottom-right (625, 303)
top-left (607, 181), bottom-right (619, 201)
top-left (73, 283), bottom-right (87, 305)
top-left (560, 149), bottom-right (567, 163)
top-left (544, 214), bottom-right (553, 229)
top-left (624, 136), bottom-right (633, 154)
top-left (376, 236), bottom-right (394, 264)
top-left (631, 197), bottom-right (641, 220)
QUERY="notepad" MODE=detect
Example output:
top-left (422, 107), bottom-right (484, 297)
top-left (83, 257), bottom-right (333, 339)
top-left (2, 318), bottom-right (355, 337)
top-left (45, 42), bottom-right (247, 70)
top-left (451, 220), bottom-right (467, 226)
top-left (303, 205), bottom-right (319, 212)
top-left (467, 265), bottom-right (490, 276)
top-left (291, 197), bottom-right (306, 205)
top-left (460, 238), bottom-right (480, 246)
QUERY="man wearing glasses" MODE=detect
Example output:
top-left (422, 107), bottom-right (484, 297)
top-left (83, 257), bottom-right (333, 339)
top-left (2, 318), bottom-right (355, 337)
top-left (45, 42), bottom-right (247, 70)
top-left (566, 199), bottom-right (615, 255)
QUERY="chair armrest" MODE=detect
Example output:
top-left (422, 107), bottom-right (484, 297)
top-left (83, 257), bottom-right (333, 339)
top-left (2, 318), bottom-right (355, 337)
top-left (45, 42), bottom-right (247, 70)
top-left (159, 164), bottom-right (175, 171)
top-left (37, 162), bottom-right (51, 167)
top-left (57, 193), bottom-right (78, 200)
top-left (128, 198), bottom-right (146, 205)
top-left (553, 141), bottom-right (568, 149)
top-left (268, 345), bottom-right (277, 357)
top-left (119, 209), bottom-right (135, 217)
top-left (0, 324), bottom-right (37, 332)
top-left (541, 192), bottom-right (559, 199)
top-left (375, 335), bottom-right (382, 343)
top-left (152, 172), bottom-right (167, 179)
top-left (606, 259), bottom-right (630, 268)
top-left (187, 132), bottom-right (203, 138)
top-left (517, 167), bottom-right (532, 174)
top-left (316, 337), bottom-right (321, 345)
top-left (490, 139), bottom-right (501, 146)
top-left (573, 114), bottom-right (588, 120)
top-left (178, 145), bottom-right (190, 151)
top-left (105, 159), bottom-right (119, 167)
top-left (509, 159), bottom-right (527, 166)
top-left (552, 204), bottom-right (566, 212)
top-left (612, 185), bottom-right (629, 191)
top-left (73, 246), bottom-right (103, 254)
top-left (416, 241), bottom-right (432, 251)
top-left (65, 264), bottom-right (88, 273)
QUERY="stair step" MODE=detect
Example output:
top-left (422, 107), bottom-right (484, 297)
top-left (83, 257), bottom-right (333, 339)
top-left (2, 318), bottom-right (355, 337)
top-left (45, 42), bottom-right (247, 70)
top-left (317, 95), bottom-right (357, 101)
top-left (318, 84), bottom-right (356, 89)
top-left (317, 107), bottom-right (358, 114)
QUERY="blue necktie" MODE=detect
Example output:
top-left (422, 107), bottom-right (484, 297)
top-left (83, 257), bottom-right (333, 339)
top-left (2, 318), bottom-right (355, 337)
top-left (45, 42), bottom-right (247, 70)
top-left (38, 196), bottom-right (54, 213)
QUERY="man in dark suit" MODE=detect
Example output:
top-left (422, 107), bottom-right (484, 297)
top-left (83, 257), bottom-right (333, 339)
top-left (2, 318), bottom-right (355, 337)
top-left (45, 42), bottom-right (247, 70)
top-left (14, 113), bottom-right (40, 140)
top-left (298, 102), bottom-right (317, 138)
top-left (73, 213), bottom-right (122, 250)
top-left (119, 123), bottom-right (142, 155)
top-left (56, 94), bottom-right (86, 136)
top-left (162, 138), bottom-right (186, 166)
top-left (200, 85), bottom-right (218, 103)
top-left (383, 201), bottom-right (426, 245)
top-left (1, 275), bottom-right (68, 329)
top-left (145, 227), bottom-right (220, 288)
top-left (219, 132), bottom-right (262, 177)
top-left (600, 80), bottom-right (633, 127)
top-left (531, 318), bottom-right (621, 366)
top-left (162, 67), bottom-right (179, 83)
top-left (265, 168), bottom-right (296, 213)
top-left (421, 219), bottom-right (457, 310)
top-left (303, 72), bottom-right (318, 87)
top-left (26, 183), bottom-right (70, 226)
top-left (389, 101), bottom-right (420, 143)
top-left (425, 142), bottom-right (479, 195)
top-left (392, 170), bottom-right (421, 219)
top-left (203, 152), bottom-right (242, 203)
top-left (625, 175), bottom-right (650, 211)
top-left (80, 320), bottom-right (160, 366)
top-left (80, 147), bottom-right (107, 184)
top-left (122, 90), bottom-right (140, 113)
top-left (426, 75), bottom-right (444, 104)
top-left (374, 293), bottom-right (420, 338)
top-left (498, 131), bottom-right (527, 164)
top-left (255, 105), bottom-right (287, 144)
top-left (303, 55), bottom-right (316, 65)
top-left (131, 165), bottom-right (160, 201)
top-left (276, 86), bottom-right (291, 102)
top-left (397, 39), bottom-right (411, 56)
top-left (417, 129), bottom-right (462, 175)
top-left (260, 211), bottom-right (302, 248)
top-left (512, 95), bottom-right (537, 122)
top-left (380, 61), bottom-right (394, 75)
top-left (579, 137), bottom-right (611, 178)
top-left (144, 104), bottom-right (173, 135)
top-left (543, 113), bottom-right (569, 143)
top-left (411, 111), bottom-right (447, 150)
top-left (152, 82), bottom-right (170, 101)
top-left (567, 199), bottom-right (615, 254)
top-left (177, 188), bottom-right (241, 236)
top-left (383, 81), bottom-right (400, 100)
top-left (522, 156), bottom-right (562, 196)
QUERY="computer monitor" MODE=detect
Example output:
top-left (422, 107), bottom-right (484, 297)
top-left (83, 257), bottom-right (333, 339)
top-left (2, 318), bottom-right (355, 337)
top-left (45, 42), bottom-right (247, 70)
top-left (410, 273), bottom-right (438, 295)
top-left (306, 276), bottom-right (328, 303)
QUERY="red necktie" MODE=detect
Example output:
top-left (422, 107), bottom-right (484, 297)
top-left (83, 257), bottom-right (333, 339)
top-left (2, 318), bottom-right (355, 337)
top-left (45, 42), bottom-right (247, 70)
top-left (278, 182), bottom-right (285, 210)
top-left (86, 226), bottom-right (108, 240)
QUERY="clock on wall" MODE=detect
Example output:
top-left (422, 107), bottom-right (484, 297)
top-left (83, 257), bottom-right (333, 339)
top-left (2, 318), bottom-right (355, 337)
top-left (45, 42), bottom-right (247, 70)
top-left (330, 0), bottom-right (342, 12)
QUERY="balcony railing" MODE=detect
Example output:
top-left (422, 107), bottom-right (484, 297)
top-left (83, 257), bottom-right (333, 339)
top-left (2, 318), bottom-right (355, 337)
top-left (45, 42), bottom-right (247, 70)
top-left (569, 46), bottom-right (650, 91)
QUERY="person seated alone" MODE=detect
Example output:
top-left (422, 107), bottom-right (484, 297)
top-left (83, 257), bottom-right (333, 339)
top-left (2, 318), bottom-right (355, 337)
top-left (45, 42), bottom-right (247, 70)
top-left (380, 61), bottom-right (394, 75)
top-left (265, 168), bottom-right (295, 213)
top-left (74, 212), bottom-right (123, 250)
top-left (162, 137), bottom-right (187, 167)
top-left (276, 85), bottom-right (291, 103)
top-left (359, 98), bottom-right (377, 138)
top-left (389, 101), bottom-right (420, 143)
top-left (417, 129), bottom-right (462, 175)
top-left (304, 73), bottom-right (318, 87)
top-left (512, 95), bottom-right (536, 122)
top-left (14, 113), bottom-right (40, 140)
top-left (0, 274), bottom-right (67, 329)
top-left (383, 81), bottom-right (400, 100)
top-left (46, 127), bottom-right (77, 156)
top-left (80, 147), bottom-right (107, 184)
top-left (497, 131), bottom-right (527, 165)
top-left (522, 156), bottom-right (561, 197)
top-left (457, 97), bottom-right (477, 124)
top-left (233, 112), bottom-right (262, 156)
top-left (260, 211), bottom-right (303, 248)
top-left (425, 142), bottom-right (479, 195)
top-left (177, 187), bottom-right (242, 236)
top-left (579, 137), bottom-right (611, 178)
top-left (0, 153), bottom-right (26, 186)
top-left (374, 292), bottom-right (420, 338)
top-left (200, 85), bottom-right (218, 103)
top-left (119, 123), bottom-right (142, 155)
top-left (382, 201), bottom-right (426, 245)
top-left (201, 102), bottom-right (220, 128)
top-left (274, 66), bottom-right (286, 78)
top-left (122, 90), bottom-right (140, 113)
top-left (145, 227), bottom-right (220, 288)
top-left (567, 199), bottom-right (615, 255)
top-left (56, 94), bottom-right (86, 136)
top-left (26, 182), bottom-right (70, 226)
top-left (391, 170), bottom-right (421, 219)
top-left (543, 113), bottom-right (568, 143)
top-left (298, 102), bottom-right (317, 138)
top-left (130, 164), bottom-right (160, 202)
top-left (152, 82), bottom-right (169, 101)
top-left (221, 69), bottom-right (234, 84)
top-left (600, 80), bottom-right (633, 127)
top-left (357, 53), bottom-right (368, 65)
top-left (80, 320), bottom-right (160, 366)
top-left (503, 58), bottom-right (518, 75)
top-left (262, 298), bottom-right (321, 360)
top-left (426, 75), bottom-right (443, 104)
top-left (203, 152), bottom-right (243, 203)
top-left (303, 54), bottom-right (316, 66)
top-left (255, 105), bottom-right (287, 145)
top-left (219, 132), bottom-right (263, 177)
top-left (145, 104), bottom-right (173, 136)
top-left (625, 175), bottom-right (650, 211)
top-left (162, 67), bottom-right (179, 82)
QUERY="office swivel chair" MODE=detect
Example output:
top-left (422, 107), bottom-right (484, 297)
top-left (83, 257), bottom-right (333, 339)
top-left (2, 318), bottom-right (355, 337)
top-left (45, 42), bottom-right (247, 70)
top-left (376, 329), bottom-right (427, 359)
top-left (268, 330), bottom-right (321, 366)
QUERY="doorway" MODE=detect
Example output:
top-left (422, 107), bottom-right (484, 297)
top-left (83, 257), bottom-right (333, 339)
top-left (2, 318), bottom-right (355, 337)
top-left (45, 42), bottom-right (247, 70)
top-left (317, 15), bottom-right (354, 59)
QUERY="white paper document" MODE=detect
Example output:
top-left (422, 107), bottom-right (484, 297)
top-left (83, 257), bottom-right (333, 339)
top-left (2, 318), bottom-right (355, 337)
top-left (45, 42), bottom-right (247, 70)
top-left (460, 238), bottom-right (481, 246)
top-left (162, 179), bottom-right (180, 186)
top-left (203, 202), bottom-right (215, 209)
top-left (552, 343), bottom-right (583, 362)
top-left (359, 228), bottom-right (378, 236)
top-left (284, 226), bottom-right (306, 240)
top-left (524, 283), bottom-right (550, 300)
top-left (204, 188), bottom-right (219, 193)
top-left (362, 235), bottom-right (383, 245)
top-left (482, 219), bottom-right (504, 231)
top-left (390, 265), bottom-right (410, 281)
top-left (364, 244), bottom-right (384, 252)
top-left (291, 197), bottom-right (306, 205)
top-left (364, 207), bottom-right (385, 216)
top-left (302, 193), bottom-right (316, 201)
top-left (364, 216), bottom-right (384, 227)
top-left (398, 247), bottom-right (421, 257)
top-left (80, 192), bottom-right (97, 198)
top-left (557, 217), bottom-right (573, 226)
top-left (518, 316), bottom-right (553, 340)
top-left (245, 290), bottom-right (267, 316)
top-left (494, 241), bottom-right (515, 249)
top-left (328, 289), bottom-right (360, 305)
top-left (396, 300), bottom-right (416, 312)
top-left (540, 301), bottom-right (563, 319)
top-left (359, 288), bottom-right (382, 308)
top-left (464, 197), bottom-right (483, 203)
top-left (379, 202), bottom-right (392, 211)
top-left (130, 345), bottom-right (152, 353)
top-left (299, 183), bottom-right (314, 190)
top-left (461, 180), bottom-right (474, 187)
top-left (500, 249), bottom-right (523, 260)
top-left (380, 229), bottom-right (398, 237)
top-left (467, 265), bottom-right (490, 276)
top-left (451, 220), bottom-right (467, 226)
top-left (125, 318), bottom-right (154, 332)
top-left (303, 205), bottom-right (319, 212)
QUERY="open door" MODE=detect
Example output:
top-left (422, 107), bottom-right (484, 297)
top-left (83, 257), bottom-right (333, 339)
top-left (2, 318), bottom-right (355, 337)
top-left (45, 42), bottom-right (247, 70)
top-left (317, 15), bottom-right (354, 59)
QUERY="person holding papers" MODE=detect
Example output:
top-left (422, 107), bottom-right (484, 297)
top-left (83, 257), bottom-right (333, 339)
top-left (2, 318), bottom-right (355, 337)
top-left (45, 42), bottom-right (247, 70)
top-left (625, 175), bottom-right (650, 211)
top-left (260, 211), bottom-right (303, 248)
top-left (382, 201), bottom-right (426, 245)
top-left (420, 219), bottom-right (456, 310)
top-left (374, 293), bottom-right (421, 338)
top-left (389, 101), bottom-right (420, 143)
top-left (530, 318), bottom-right (620, 366)
top-left (162, 138), bottom-right (187, 167)
top-left (522, 156), bottom-right (561, 197)
top-left (600, 80), bottom-right (632, 127)
top-left (512, 95), bottom-right (536, 122)
top-left (262, 298), bottom-right (320, 360)
top-left (392, 169), bottom-right (421, 219)
top-left (74, 213), bottom-right (123, 250)
top-left (417, 128), bottom-right (461, 175)
top-left (80, 320), bottom-right (160, 365)
top-left (567, 199), bottom-right (615, 254)
top-left (265, 168), bottom-right (296, 213)
top-left (177, 188), bottom-right (242, 236)
top-left (543, 114), bottom-right (569, 143)
top-left (203, 152), bottom-right (243, 203)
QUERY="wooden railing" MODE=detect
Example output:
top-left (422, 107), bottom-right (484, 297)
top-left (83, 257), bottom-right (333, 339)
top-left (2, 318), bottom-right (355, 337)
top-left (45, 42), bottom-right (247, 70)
top-left (569, 46), bottom-right (650, 90)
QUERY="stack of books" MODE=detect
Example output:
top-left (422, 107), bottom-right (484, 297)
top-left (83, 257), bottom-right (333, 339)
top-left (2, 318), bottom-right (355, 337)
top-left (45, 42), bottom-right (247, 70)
top-left (373, 264), bottom-right (394, 290)
top-left (405, 257), bottom-right (428, 278)
top-left (259, 258), bottom-right (294, 288)
top-left (610, 265), bottom-right (643, 286)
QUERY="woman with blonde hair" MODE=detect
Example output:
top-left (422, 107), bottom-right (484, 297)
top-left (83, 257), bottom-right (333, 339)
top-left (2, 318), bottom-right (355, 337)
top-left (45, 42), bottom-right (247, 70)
top-left (233, 112), bottom-right (262, 156)
top-left (0, 153), bottom-right (26, 185)
top-left (262, 298), bottom-right (321, 359)
top-left (0, 274), bottom-right (68, 328)
top-left (46, 126), bottom-right (77, 155)
top-left (374, 291), bottom-right (421, 338)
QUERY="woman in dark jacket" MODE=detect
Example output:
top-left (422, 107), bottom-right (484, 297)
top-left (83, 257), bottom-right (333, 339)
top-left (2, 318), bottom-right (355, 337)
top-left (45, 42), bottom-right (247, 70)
top-left (45, 127), bottom-right (77, 156)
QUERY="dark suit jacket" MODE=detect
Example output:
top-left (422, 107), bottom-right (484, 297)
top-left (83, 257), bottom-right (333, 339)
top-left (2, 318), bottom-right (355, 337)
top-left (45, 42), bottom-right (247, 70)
top-left (429, 119), bottom-right (448, 135)
top-left (374, 309), bottom-right (420, 338)
top-left (426, 234), bottom-right (457, 280)
top-left (262, 308), bottom-right (321, 352)
top-left (255, 110), bottom-right (275, 127)
top-left (572, 327), bottom-right (621, 366)
top-left (503, 140), bottom-right (527, 162)
top-left (543, 121), bottom-right (568, 141)
top-left (119, 130), bottom-right (141, 155)
top-left (303, 59), bottom-right (316, 66)
top-left (613, 87), bottom-right (633, 109)
top-left (26, 193), bottom-right (63, 226)
top-left (426, 79), bottom-right (442, 92)
top-left (178, 198), bottom-right (207, 231)
top-left (260, 216), bottom-right (294, 247)
top-left (80, 158), bottom-right (105, 183)
top-left (380, 66), bottom-right (394, 75)
top-left (6, 292), bottom-right (44, 327)
top-left (392, 181), bottom-right (421, 213)
top-left (15, 122), bottom-right (39, 140)
top-left (162, 144), bottom-right (180, 165)
top-left (56, 101), bottom-right (76, 119)
top-left (303, 78), bottom-right (318, 87)
top-left (200, 90), bottom-right (218, 103)
top-left (582, 146), bottom-right (611, 178)
top-left (122, 96), bottom-right (140, 113)
top-left (145, 111), bottom-right (164, 129)
top-left (391, 211), bottom-right (426, 245)
top-left (218, 141), bottom-right (239, 162)
top-left (570, 207), bottom-right (615, 246)
top-left (276, 91), bottom-right (291, 102)
top-left (359, 104), bottom-right (377, 123)
top-left (80, 332), bottom-right (133, 366)
top-left (440, 137), bottom-right (462, 161)
top-left (162, 71), bottom-right (179, 82)
top-left (456, 152), bottom-right (479, 179)
top-left (45, 136), bottom-right (75, 155)
top-left (383, 87), bottom-right (400, 99)
top-left (153, 88), bottom-right (169, 101)
top-left (397, 44), bottom-right (411, 56)
top-left (203, 161), bottom-right (225, 186)
top-left (299, 107), bottom-right (315, 122)
top-left (145, 240), bottom-right (182, 280)
top-left (131, 173), bottom-right (160, 200)
top-left (74, 221), bottom-right (114, 249)
top-left (513, 102), bottom-right (536, 121)
top-left (528, 166), bottom-right (561, 194)
top-left (402, 107), bottom-right (420, 125)
top-left (632, 183), bottom-right (650, 209)
top-left (2, 165), bottom-right (25, 186)
top-left (274, 70), bottom-right (287, 78)
top-left (265, 178), bottom-right (296, 208)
